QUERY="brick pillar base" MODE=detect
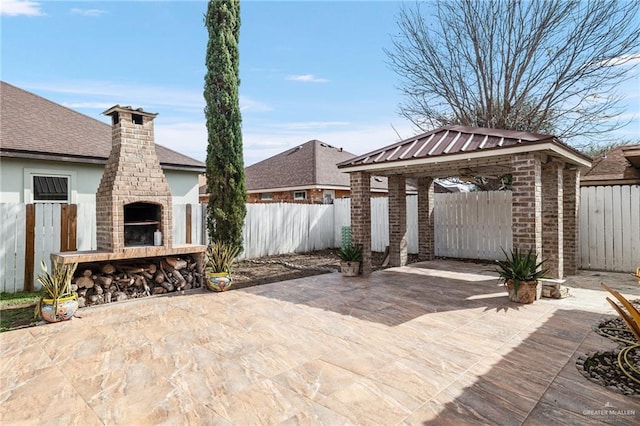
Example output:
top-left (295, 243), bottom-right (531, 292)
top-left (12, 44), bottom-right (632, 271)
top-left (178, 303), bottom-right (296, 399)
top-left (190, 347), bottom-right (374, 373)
top-left (389, 175), bottom-right (407, 266)
top-left (418, 177), bottom-right (435, 261)
top-left (350, 172), bottom-right (371, 275)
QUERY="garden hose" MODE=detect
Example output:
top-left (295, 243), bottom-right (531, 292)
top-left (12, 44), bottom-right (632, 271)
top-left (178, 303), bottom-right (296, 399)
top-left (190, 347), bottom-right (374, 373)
top-left (618, 344), bottom-right (640, 386)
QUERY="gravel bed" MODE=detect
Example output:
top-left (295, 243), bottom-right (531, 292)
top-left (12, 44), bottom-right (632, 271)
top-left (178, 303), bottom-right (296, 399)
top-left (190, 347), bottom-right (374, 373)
top-left (577, 300), bottom-right (640, 397)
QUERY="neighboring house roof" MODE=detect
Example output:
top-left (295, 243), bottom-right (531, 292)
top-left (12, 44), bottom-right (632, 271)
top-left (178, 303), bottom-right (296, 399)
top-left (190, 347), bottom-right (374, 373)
top-left (0, 81), bottom-right (205, 171)
top-left (245, 140), bottom-right (389, 192)
top-left (581, 144), bottom-right (640, 186)
top-left (338, 125), bottom-right (591, 172)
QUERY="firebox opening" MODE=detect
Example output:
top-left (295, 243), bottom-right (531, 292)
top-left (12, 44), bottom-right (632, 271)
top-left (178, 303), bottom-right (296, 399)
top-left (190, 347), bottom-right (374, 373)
top-left (124, 202), bottom-right (161, 247)
top-left (132, 113), bottom-right (144, 125)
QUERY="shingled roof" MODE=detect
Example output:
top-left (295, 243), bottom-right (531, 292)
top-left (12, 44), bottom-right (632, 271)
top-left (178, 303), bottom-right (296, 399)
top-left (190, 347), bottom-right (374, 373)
top-left (338, 125), bottom-right (590, 174)
top-left (245, 140), bottom-right (388, 191)
top-left (582, 144), bottom-right (640, 186)
top-left (0, 81), bottom-right (204, 171)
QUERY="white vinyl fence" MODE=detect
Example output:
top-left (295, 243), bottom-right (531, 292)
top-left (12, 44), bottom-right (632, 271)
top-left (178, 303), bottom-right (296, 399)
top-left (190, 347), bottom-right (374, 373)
top-left (579, 185), bottom-right (640, 272)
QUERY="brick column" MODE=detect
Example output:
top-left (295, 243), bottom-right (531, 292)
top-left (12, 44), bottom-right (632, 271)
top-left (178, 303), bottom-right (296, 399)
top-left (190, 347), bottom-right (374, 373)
top-left (417, 177), bottom-right (435, 261)
top-left (542, 160), bottom-right (563, 279)
top-left (388, 175), bottom-right (407, 266)
top-left (511, 154), bottom-right (542, 257)
top-left (350, 172), bottom-right (372, 275)
top-left (563, 168), bottom-right (580, 275)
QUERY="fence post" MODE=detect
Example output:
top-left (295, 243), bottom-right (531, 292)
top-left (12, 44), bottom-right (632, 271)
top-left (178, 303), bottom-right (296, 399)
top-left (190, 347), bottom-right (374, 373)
top-left (186, 204), bottom-right (192, 244)
top-left (60, 204), bottom-right (78, 252)
top-left (24, 204), bottom-right (35, 291)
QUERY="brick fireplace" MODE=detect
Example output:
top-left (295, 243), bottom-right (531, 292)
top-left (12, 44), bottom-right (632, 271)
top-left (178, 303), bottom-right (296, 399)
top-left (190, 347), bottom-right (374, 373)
top-left (96, 105), bottom-right (173, 252)
top-left (51, 105), bottom-right (206, 290)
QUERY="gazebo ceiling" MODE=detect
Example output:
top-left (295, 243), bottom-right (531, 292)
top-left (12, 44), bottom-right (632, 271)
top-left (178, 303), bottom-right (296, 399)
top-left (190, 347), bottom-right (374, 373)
top-left (338, 125), bottom-right (592, 178)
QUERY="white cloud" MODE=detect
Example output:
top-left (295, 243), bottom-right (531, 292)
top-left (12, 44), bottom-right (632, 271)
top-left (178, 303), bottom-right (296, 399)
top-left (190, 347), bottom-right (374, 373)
top-left (152, 119), bottom-right (416, 167)
top-left (600, 53), bottom-right (640, 67)
top-left (70, 8), bottom-right (107, 17)
top-left (242, 121), bottom-right (415, 166)
top-left (154, 121), bottom-right (207, 163)
top-left (285, 74), bottom-right (329, 83)
top-left (0, 0), bottom-right (44, 16)
top-left (22, 80), bottom-right (272, 116)
top-left (62, 101), bottom-right (114, 109)
top-left (270, 121), bottom-right (350, 131)
top-left (239, 96), bottom-right (272, 112)
top-left (21, 80), bottom-right (204, 111)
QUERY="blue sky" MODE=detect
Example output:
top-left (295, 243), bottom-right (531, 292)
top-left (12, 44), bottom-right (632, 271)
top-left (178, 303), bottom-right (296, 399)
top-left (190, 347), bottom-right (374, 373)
top-left (2, 0), bottom-right (639, 166)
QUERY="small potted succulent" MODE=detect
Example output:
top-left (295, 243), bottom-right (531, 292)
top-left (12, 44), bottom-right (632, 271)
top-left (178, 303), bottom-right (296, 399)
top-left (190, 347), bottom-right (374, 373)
top-left (205, 242), bottom-right (240, 291)
top-left (34, 260), bottom-right (79, 323)
top-left (337, 244), bottom-right (363, 277)
top-left (495, 248), bottom-right (548, 304)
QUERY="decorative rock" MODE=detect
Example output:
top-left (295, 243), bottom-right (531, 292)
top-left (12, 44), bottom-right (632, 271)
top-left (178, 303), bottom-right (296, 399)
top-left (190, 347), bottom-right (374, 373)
top-left (94, 285), bottom-right (104, 295)
top-left (77, 296), bottom-right (86, 308)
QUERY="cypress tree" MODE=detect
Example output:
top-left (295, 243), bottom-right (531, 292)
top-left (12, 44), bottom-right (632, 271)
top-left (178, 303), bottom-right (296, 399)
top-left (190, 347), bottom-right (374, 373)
top-left (204, 0), bottom-right (246, 250)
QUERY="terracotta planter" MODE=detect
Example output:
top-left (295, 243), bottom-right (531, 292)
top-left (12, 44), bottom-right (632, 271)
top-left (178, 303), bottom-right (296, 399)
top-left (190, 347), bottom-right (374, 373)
top-left (340, 261), bottom-right (360, 277)
top-left (40, 293), bottom-right (78, 323)
top-left (506, 280), bottom-right (541, 304)
top-left (206, 271), bottom-right (232, 292)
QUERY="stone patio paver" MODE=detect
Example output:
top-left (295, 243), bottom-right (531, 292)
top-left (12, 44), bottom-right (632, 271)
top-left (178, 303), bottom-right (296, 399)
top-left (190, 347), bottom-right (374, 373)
top-left (1, 260), bottom-right (639, 425)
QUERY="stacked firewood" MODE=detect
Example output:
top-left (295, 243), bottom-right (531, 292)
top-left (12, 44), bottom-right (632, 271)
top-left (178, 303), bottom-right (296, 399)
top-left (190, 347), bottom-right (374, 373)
top-left (71, 256), bottom-right (202, 308)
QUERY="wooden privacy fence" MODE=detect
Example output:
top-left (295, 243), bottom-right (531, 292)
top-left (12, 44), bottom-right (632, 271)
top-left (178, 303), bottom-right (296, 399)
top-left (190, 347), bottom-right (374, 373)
top-left (0, 203), bottom-right (204, 293)
top-left (2, 187), bottom-right (637, 292)
top-left (242, 203), bottom-right (334, 259)
top-left (580, 185), bottom-right (640, 272)
top-left (434, 191), bottom-right (513, 259)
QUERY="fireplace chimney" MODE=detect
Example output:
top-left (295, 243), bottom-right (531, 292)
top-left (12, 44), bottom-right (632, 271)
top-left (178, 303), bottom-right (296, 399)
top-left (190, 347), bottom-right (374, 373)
top-left (96, 105), bottom-right (173, 252)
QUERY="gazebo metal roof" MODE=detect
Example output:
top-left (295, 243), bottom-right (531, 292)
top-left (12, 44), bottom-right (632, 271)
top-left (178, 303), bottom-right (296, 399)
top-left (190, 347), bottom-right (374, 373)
top-left (338, 125), bottom-right (591, 177)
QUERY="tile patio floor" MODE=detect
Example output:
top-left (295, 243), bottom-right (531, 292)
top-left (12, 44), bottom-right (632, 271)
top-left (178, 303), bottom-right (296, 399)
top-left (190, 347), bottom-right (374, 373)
top-left (1, 260), bottom-right (639, 425)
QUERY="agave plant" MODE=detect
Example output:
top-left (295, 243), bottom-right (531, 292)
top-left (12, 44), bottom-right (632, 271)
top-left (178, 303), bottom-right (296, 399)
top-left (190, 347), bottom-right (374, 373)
top-left (34, 260), bottom-right (78, 320)
top-left (495, 248), bottom-right (547, 296)
top-left (337, 244), bottom-right (363, 263)
top-left (206, 242), bottom-right (240, 274)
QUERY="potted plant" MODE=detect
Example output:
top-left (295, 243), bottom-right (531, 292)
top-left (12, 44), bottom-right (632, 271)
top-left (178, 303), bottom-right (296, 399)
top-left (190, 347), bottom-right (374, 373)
top-left (337, 244), bottom-right (363, 276)
top-left (205, 242), bottom-right (240, 291)
top-left (495, 248), bottom-right (547, 304)
top-left (34, 260), bottom-right (79, 323)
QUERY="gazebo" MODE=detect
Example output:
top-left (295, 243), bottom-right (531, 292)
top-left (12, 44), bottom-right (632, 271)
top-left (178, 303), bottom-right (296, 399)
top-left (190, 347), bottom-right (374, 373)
top-left (337, 125), bottom-right (592, 279)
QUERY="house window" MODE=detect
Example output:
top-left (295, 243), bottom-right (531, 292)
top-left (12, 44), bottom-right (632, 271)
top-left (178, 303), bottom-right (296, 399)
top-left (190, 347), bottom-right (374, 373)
top-left (24, 169), bottom-right (75, 203)
top-left (260, 192), bottom-right (273, 200)
top-left (33, 175), bottom-right (69, 202)
top-left (293, 191), bottom-right (307, 200)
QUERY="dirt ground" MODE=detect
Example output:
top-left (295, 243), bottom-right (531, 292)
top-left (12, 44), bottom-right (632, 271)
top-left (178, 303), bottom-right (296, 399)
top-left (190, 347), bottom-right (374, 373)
top-left (232, 249), bottom-right (421, 290)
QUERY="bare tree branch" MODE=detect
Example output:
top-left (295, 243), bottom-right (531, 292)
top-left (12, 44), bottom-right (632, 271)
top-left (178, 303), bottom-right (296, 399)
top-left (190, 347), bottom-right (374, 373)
top-left (386, 0), bottom-right (640, 146)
